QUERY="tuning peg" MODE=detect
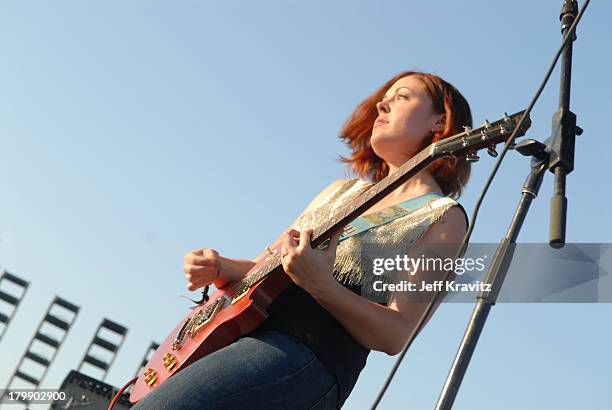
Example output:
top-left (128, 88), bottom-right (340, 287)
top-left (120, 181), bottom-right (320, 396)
top-left (462, 126), bottom-right (472, 134)
top-left (503, 112), bottom-right (511, 123)
top-left (466, 153), bottom-right (480, 162)
top-left (483, 119), bottom-right (491, 128)
top-left (486, 146), bottom-right (499, 157)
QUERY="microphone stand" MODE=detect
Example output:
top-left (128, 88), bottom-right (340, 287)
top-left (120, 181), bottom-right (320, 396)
top-left (434, 1), bottom-right (583, 408)
top-left (549, 0), bottom-right (583, 248)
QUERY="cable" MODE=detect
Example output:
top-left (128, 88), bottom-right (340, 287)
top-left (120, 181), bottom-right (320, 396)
top-left (369, 1), bottom-right (590, 408)
top-left (107, 376), bottom-right (137, 410)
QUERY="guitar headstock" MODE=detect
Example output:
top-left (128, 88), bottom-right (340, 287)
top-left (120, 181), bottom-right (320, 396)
top-left (432, 110), bottom-right (531, 162)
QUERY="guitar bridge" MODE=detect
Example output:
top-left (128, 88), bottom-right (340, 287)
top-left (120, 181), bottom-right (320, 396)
top-left (172, 316), bottom-right (195, 351)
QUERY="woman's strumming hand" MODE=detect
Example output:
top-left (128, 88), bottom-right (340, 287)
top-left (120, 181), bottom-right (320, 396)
top-left (183, 248), bottom-right (221, 290)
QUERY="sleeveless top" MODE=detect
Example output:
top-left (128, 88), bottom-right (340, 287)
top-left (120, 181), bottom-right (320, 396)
top-left (257, 179), bottom-right (465, 408)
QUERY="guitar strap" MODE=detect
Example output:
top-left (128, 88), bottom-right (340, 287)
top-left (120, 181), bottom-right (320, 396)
top-left (338, 192), bottom-right (444, 242)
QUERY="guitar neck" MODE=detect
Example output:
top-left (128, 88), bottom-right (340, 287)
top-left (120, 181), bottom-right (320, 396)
top-left (310, 148), bottom-right (434, 246)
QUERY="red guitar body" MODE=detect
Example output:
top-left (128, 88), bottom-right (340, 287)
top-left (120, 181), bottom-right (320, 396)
top-left (130, 246), bottom-right (289, 404)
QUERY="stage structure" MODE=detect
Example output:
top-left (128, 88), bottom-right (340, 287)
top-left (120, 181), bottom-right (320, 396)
top-left (1, 296), bottom-right (80, 406)
top-left (77, 318), bottom-right (128, 381)
top-left (0, 270), bottom-right (30, 343)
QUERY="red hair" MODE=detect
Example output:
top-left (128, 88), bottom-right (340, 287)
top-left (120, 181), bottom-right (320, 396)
top-left (338, 71), bottom-right (472, 199)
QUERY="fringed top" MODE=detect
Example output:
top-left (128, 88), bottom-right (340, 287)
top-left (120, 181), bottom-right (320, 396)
top-left (291, 178), bottom-right (461, 304)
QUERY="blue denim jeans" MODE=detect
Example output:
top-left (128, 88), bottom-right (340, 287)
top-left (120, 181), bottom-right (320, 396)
top-left (132, 329), bottom-right (338, 409)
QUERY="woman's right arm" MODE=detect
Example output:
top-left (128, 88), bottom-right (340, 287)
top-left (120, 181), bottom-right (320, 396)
top-left (184, 179), bottom-right (347, 291)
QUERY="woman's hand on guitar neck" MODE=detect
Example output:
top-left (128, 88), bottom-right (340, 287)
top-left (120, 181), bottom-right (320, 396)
top-left (279, 228), bottom-right (342, 297)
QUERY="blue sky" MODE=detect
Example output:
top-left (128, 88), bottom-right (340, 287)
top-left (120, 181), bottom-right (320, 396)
top-left (1, 1), bottom-right (611, 409)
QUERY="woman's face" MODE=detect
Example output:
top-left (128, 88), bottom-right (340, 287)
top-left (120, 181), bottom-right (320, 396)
top-left (371, 76), bottom-right (444, 166)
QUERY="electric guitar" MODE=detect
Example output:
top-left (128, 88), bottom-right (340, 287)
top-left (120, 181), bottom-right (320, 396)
top-left (129, 111), bottom-right (531, 404)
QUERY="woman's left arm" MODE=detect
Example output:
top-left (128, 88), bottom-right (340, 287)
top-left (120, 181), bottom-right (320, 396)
top-left (279, 206), bottom-right (467, 356)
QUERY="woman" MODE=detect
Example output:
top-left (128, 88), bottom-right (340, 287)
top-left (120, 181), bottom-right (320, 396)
top-left (134, 71), bottom-right (471, 409)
